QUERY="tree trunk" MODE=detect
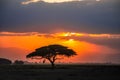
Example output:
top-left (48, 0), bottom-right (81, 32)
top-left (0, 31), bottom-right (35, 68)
top-left (51, 62), bottom-right (55, 69)
top-left (47, 58), bottom-right (55, 69)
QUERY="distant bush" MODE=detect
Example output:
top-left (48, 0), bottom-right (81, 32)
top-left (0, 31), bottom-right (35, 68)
top-left (14, 60), bottom-right (24, 64)
top-left (0, 58), bottom-right (12, 64)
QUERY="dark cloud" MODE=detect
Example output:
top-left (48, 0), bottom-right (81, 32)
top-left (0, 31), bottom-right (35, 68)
top-left (69, 36), bottom-right (120, 50)
top-left (0, 0), bottom-right (120, 33)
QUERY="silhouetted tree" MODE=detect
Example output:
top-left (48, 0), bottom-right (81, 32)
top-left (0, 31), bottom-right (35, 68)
top-left (0, 58), bottom-right (12, 64)
top-left (14, 60), bottom-right (24, 64)
top-left (26, 44), bottom-right (77, 69)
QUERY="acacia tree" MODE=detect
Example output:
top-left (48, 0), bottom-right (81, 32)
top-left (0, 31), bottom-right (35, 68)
top-left (26, 44), bottom-right (76, 69)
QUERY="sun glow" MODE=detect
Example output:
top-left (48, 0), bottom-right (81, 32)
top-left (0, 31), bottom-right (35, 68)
top-left (69, 39), bottom-right (74, 41)
top-left (52, 32), bottom-right (120, 39)
top-left (63, 32), bottom-right (70, 36)
top-left (54, 32), bottom-right (85, 37)
top-left (63, 38), bottom-right (75, 45)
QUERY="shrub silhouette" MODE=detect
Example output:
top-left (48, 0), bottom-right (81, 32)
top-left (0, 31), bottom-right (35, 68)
top-left (14, 60), bottom-right (24, 64)
top-left (26, 44), bottom-right (77, 69)
top-left (0, 58), bottom-right (12, 64)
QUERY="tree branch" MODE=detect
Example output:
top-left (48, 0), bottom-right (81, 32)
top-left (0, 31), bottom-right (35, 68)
top-left (55, 57), bottom-right (64, 60)
top-left (53, 55), bottom-right (57, 62)
top-left (31, 57), bottom-right (43, 59)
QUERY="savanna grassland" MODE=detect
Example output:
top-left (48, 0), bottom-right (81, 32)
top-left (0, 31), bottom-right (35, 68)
top-left (0, 64), bottom-right (120, 80)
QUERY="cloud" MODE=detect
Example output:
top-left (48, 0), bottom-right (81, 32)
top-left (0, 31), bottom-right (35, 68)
top-left (21, 0), bottom-right (84, 4)
top-left (22, 0), bottom-right (40, 5)
top-left (1, 0), bottom-right (119, 33)
top-left (0, 32), bottom-right (120, 51)
top-left (64, 33), bottom-right (120, 50)
top-left (21, 0), bottom-right (102, 5)
top-left (0, 32), bottom-right (53, 37)
top-left (48, 32), bottom-right (120, 51)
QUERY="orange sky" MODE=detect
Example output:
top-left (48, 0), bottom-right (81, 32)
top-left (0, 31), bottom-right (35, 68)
top-left (0, 32), bottom-right (119, 63)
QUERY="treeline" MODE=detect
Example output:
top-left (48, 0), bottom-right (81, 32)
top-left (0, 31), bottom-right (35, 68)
top-left (0, 58), bottom-right (24, 65)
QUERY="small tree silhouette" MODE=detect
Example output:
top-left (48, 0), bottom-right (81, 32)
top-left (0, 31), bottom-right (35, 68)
top-left (0, 58), bottom-right (12, 64)
top-left (26, 44), bottom-right (77, 69)
top-left (14, 60), bottom-right (24, 65)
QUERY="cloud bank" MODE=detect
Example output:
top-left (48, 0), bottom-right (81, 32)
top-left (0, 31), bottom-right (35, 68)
top-left (1, 0), bottom-right (119, 33)
top-left (22, 0), bottom-right (85, 4)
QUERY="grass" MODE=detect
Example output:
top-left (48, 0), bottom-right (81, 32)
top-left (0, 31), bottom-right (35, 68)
top-left (0, 64), bottom-right (120, 80)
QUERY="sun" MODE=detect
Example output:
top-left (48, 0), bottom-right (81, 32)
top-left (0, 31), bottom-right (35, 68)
top-left (57, 32), bottom-right (77, 37)
top-left (63, 32), bottom-right (70, 36)
top-left (69, 39), bottom-right (74, 41)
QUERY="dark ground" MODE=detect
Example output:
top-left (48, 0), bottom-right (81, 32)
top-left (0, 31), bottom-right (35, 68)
top-left (0, 64), bottom-right (120, 80)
